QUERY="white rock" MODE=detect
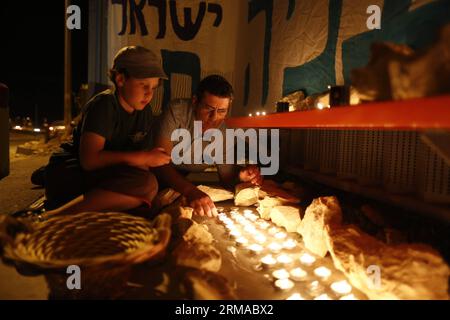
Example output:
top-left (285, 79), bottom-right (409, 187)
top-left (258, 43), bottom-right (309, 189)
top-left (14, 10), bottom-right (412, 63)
top-left (197, 185), bottom-right (234, 202)
top-left (297, 196), bottom-right (343, 257)
top-left (326, 225), bottom-right (449, 300)
top-left (269, 206), bottom-right (302, 232)
top-left (234, 182), bottom-right (260, 206)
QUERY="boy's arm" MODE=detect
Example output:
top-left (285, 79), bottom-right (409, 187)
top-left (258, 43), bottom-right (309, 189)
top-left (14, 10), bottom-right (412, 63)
top-left (79, 132), bottom-right (170, 171)
top-left (153, 136), bottom-right (217, 217)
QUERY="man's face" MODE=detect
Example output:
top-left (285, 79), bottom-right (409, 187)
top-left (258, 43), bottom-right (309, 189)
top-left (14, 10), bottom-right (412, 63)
top-left (116, 75), bottom-right (160, 111)
top-left (194, 91), bottom-right (230, 132)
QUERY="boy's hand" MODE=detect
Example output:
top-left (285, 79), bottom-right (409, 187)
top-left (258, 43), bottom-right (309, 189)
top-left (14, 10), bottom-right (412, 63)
top-left (129, 148), bottom-right (171, 168)
top-left (145, 147), bottom-right (171, 167)
top-left (185, 187), bottom-right (217, 217)
top-left (239, 164), bottom-right (263, 185)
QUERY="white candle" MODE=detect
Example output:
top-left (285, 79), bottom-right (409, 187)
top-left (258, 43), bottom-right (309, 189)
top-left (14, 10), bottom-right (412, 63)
top-left (268, 227), bottom-right (280, 235)
top-left (247, 243), bottom-right (264, 254)
top-left (229, 229), bottom-right (242, 238)
top-left (261, 254), bottom-right (277, 267)
top-left (244, 225), bottom-right (257, 234)
top-left (331, 280), bottom-right (352, 295)
top-left (314, 266), bottom-right (331, 279)
top-left (277, 254), bottom-right (293, 265)
top-left (299, 253), bottom-right (316, 265)
top-left (268, 242), bottom-right (282, 252)
top-left (274, 278), bottom-right (294, 290)
top-left (289, 267), bottom-right (308, 281)
top-left (272, 268), bottom-right (290, 279)
top-left (236, 237), bottom-right (248, 246)
top-left (286, 293), bottom-right (304, 300)
top-left (274, 232), bottom-right (287, 240)
top-left (314, 294), bottom-right (332, 300)
top-left (253, 233), bottom-right (267, 244)
top-left (256, 220), bottom-right (270, 230)
top-left (282, 239), bottom-right (297, 250)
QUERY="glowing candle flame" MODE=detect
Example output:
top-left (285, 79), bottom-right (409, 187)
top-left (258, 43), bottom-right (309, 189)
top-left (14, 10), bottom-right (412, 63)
top-left (299, 253), bottom-right (316, 265)
top-left (254, 233), bottom-right (267, 244)
top-left (286, 293), bottom-right (304, 300)
top-left (274, 232), bottom-right (287, 240)
top-left (331, 280), bottom-right (352, 295)
top-left (282, 239), bottom-right (297, 249)
top-left (277, 254), bottom-right (293, 264)
top-left (235, 237), bottom-right (248, 245)
top-left (272, 269), bottom-right (290, 279)
top-left (290, 267), bottom-right (307, 281)
top-left (275, 278), bottom-right (294, 290)
top-left (268, 227), bottom-right (280, 235)
top-left (314, 266), bottom-right (332, 279)
top-left (261, 254), bottom-right (277, 266)
top-left (268, 242), bottom-right (282, 252)
top-left (340, 294), bottom-right (358, 300)
top-left (314, 294), bottom-right (332, 300)
top-left (247, 243), bottom-right (264, 254)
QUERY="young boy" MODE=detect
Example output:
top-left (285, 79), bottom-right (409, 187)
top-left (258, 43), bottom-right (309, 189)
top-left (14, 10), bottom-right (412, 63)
top-left (45, 46), bottom-right (170, 216)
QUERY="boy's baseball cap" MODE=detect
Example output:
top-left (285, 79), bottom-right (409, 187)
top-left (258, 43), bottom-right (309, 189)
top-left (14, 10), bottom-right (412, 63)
top-left (113, 46), bottom-right (168, 80)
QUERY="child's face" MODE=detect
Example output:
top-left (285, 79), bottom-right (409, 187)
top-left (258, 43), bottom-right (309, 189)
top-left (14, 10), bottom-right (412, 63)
top-left (116, 75), bottom-right (160, 111)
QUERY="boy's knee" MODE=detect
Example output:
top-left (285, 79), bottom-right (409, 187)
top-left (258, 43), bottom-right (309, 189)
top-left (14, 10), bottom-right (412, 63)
top-left (140, 171), bottom-right (158, 202)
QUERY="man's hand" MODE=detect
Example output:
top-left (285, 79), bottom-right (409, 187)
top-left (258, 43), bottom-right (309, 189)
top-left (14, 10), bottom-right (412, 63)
top-left (239, 164), bottom-right (263, 185)
top-left (129, 147), bottom-right (171, 168)
top-left (185, 187), bottom-right (217, 217)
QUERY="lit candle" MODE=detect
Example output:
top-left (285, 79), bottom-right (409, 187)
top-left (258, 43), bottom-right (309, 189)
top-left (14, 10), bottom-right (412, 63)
top-left (299, 253), bottom-right (316, 265)
top-left (256, 112), bottom-right (260, 116)
top-left (261, 254), bottom-right (277, 267)
top-left (314, 294), bottom-right (332, 300)
top-left (339, 294), bottom-right (358, 300)
top-left (268, 227), bottom-right (280, 235)
top-left (249, 113), bottom-right (253, 117)
top-left (244, 225), bottom-right (257, 234)
top-left (274, 232), bottom-right (287, 240)
top-left (262, 111), bottom-right (266, 116)
top-left (289, 267), bottom-right (308, 281)
top-left (256, 220), bottom-right (270, 230)
top-left (253, 233), bottom-right (267, 244)
top-left (235, 237), bottom-right (248, 246)
top-left (243, 209), bottom-right (253, 215)
top-left (286, 293), bottom-right (304, 300)
top-left (309, 280), bottom-right (323, 295)
top-left (282, 239), bottom-right (297, 250)
top-left (314, 266), bottom-right (331, 279)
top-left (247, 243), bottom-right (264, 254)
top-left (277, 254), bottom-right (293, 265)
top-left (229, 229), bottom-right (242, 238)
top-left (331, 280), bottom-right (352, 295)
top-left (274, 278), bottom-right (294, 290)
top-left (268, 242), bottom-right (282, 252)
top-left (272, 268), bottom-right (290, 279)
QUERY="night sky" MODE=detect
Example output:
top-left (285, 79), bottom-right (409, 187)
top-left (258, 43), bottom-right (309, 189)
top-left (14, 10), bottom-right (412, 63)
top-left (0, 0), bottom-right (88, 124)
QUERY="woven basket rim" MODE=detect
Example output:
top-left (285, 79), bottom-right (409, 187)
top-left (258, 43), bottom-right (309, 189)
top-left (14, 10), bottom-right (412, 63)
top-left (2, 212), bottom-right (172, 270)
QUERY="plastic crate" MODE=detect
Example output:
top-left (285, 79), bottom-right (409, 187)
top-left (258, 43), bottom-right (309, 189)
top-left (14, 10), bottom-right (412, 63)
top-left (417, 140), bottom-right (450, 204)
top-left (303, 129), bottom-right (321, 171)
top-left (356, 131), bottom-right (385, 186)
top-left (337, 130), bottom-right (360, 179)
top-left (319, 130), bottom-right (339, 174)
top-left (383, 131), bottom-right (419, 194)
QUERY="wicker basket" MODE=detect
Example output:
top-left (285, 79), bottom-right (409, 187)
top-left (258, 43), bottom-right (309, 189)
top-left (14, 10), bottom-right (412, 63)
top-left (0, 212), bottom-right (171, 299)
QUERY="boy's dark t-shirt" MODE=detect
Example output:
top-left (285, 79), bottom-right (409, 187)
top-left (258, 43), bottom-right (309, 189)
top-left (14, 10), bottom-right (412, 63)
top-left (74, 89), bottom-right (155, 153)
